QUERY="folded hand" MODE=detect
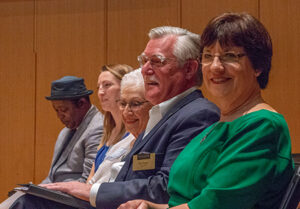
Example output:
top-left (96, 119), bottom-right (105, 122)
top-left (118, 199), bottom-right (169, 209)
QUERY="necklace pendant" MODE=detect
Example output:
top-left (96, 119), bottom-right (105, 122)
top-left (200, 122), bottom-right (219, 144)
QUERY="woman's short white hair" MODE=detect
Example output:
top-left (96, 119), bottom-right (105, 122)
top-left (148, 26), bottom-right (200, 65)
top-left (121, 68), bottom-right (144, 94)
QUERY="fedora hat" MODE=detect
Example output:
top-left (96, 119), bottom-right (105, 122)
top-left (46, 76), bottom-right (93, 100)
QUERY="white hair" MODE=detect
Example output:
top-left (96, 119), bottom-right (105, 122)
top-left (149, 26), bottom-right (201, 65)
top-left (148, 26), bottom-right (202, 85)
top-left (121, 68), bottom-right (144, 94)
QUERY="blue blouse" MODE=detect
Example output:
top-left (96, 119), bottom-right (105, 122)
top-left (94, 132), bottom-right (130, 172)
top-left (94, 145), bottom-right (109, 172)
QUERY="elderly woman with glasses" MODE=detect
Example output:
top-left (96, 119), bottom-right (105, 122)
top-left (118, 68), bottom-right (153, 140)
top-left (118, 12), bottom-right (294, 209)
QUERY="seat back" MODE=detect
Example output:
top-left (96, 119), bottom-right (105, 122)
top-left (279, 164), bottom-right (300, 209)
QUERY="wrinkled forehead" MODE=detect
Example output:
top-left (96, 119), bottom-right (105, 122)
top-left (144, 35), bottom-right (177, 57)
top-left (121, 86), bottom-right (145, 100)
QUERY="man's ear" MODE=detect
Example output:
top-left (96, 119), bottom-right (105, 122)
top-left (184, 59), bottom-right (198, 80)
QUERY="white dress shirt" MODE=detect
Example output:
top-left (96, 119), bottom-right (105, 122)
top-left (143, 87), bottom-right (197, 138)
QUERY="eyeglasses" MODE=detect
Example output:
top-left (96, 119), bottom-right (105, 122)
top-left (201, 52), bottom-right (246, 65)
top-left (118, 100), bottom-right (149, 112)
top-left (137, 53), bottom-right (174, 68)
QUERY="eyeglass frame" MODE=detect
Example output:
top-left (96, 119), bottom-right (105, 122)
top-left (137, 53), bottom-right (176, 69)
top-left (200, 51), bottom-right (246, 65)
top-left (117, 99), bottom-right (149, 112)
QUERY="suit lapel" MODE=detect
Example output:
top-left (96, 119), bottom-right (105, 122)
top-left (49, 128), bottom-right (74, 180)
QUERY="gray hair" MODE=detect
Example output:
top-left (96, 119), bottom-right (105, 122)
top-left (121, 68), bottom-right (145, 94)
top-left (149, 26), bottom-right (202, 85)
top-left (149, 26), bottom-right (201, 65)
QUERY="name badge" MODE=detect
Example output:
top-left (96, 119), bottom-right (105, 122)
top-left (132, 153), bottom-right (155, 171)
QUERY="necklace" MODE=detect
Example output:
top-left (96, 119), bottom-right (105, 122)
top-left (200, 122), bottom-right (219, 144)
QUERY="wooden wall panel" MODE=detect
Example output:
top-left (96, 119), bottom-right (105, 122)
top-left (0, 1), bottom-right (35, 201)
top-left (0, 0), bottom-right (299, 202)
top-left (182, 0), bottom-right (258, 35)
top-left (35, 0), bottom-right (106, 183)
top-left (107, 0), bottom-right (181, 68)
top-left (260, 0), bottom-right (300, 153)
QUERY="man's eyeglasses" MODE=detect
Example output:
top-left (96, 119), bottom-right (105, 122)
top-left (118, 100), bottom-right (149, 112)
top-left (137, 53), bottom-right (174, 68)
top-left (201, 52), bottom-right (246, 65)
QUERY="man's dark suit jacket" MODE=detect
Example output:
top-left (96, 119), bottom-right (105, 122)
top-left (96, 90), bottom-right (220, 209)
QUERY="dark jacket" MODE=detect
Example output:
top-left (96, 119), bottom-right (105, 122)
top-left (96, 90), bottom-right (220, 209)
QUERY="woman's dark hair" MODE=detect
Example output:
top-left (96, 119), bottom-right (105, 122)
top-left (200, 12), bottom-right (273, 89)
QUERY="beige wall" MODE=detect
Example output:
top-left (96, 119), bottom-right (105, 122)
top-left (0, 0), bottom-right (299, 201)
top-left (0, 0), bottom-right (35, 201)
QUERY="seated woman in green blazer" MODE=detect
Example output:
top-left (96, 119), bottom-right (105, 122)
top-left (117, 12), bottom-right (294, 209)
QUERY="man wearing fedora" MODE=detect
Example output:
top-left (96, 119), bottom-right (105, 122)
top-left (1, 76), bottom-right (104, 208)
top-left (42, 75), bottom-right (103, 184)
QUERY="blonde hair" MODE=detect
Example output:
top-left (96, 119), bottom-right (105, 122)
top-left (100, 64), bottom-right (133, 146)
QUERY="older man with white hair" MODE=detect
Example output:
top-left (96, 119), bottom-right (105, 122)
top-left (93, 26), bottom-right (220, 209)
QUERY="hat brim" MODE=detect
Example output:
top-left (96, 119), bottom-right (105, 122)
top-left (45, 90), bottom-right (93, 100)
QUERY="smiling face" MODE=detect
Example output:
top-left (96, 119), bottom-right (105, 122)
top-left (202, 41), bottom-right (261, 108)
top-left (120, 86), bottom-right (152, 138)
top-left (97, 71), bottom-right (121, 112)
top-left (51, 100), bottom-right (83, 130)
top-left (141, 35), bottom-right (190, 105)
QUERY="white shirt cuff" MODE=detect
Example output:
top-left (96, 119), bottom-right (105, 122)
top-left (89, 183), bottom-right (101, 207)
